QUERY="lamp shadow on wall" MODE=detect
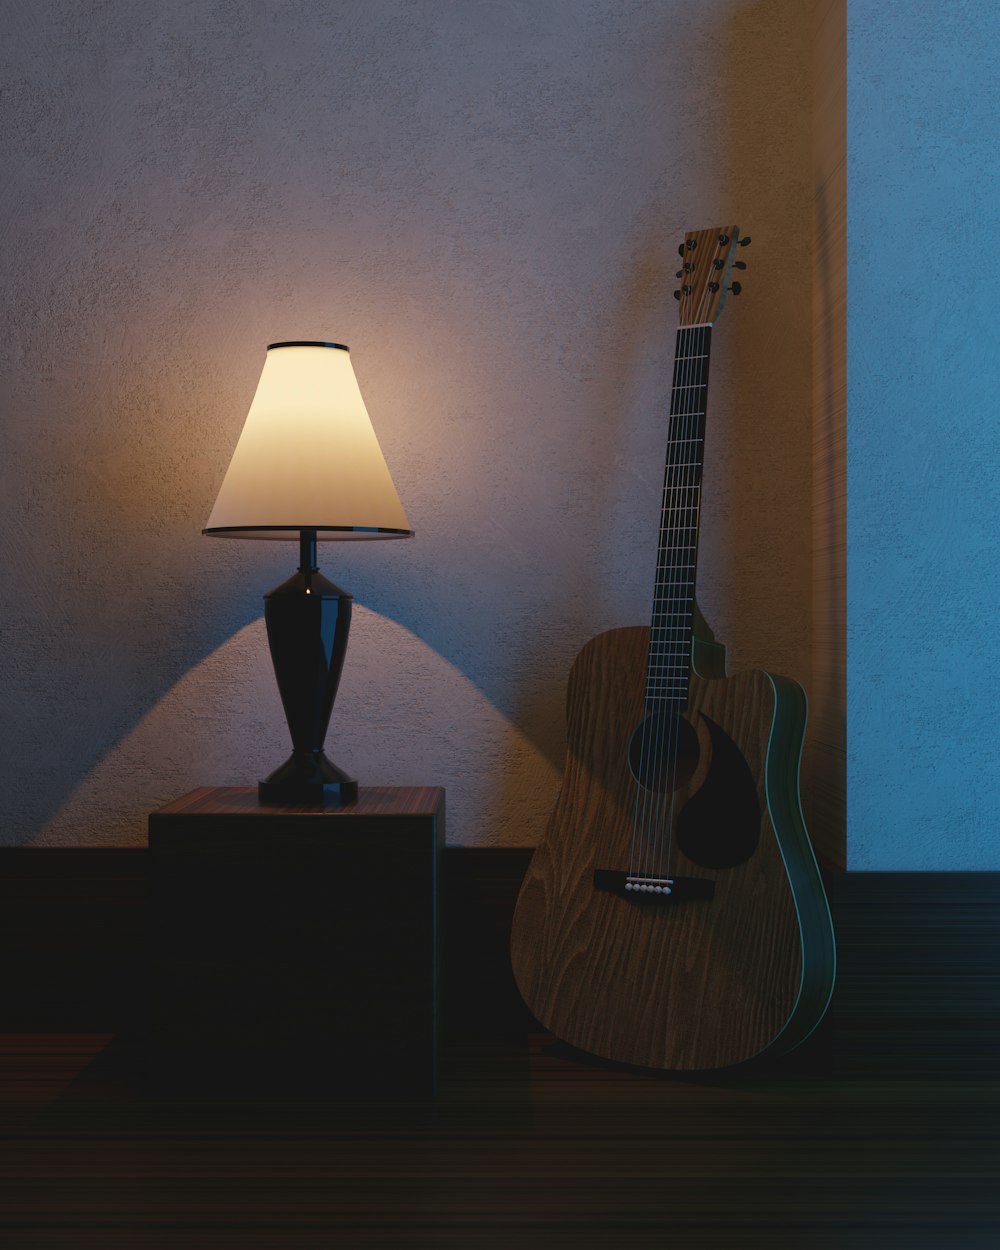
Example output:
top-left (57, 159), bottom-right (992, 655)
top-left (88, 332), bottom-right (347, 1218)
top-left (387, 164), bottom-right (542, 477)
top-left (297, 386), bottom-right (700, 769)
top-left (37, 606), bottom-right (561, 848)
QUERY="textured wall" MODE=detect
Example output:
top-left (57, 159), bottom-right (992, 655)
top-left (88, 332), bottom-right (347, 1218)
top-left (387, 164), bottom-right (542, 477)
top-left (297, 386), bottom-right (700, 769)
top-left (847, 2), bottom-right (1000, 868)
top-left (2, 0), bottom-right (815, 847)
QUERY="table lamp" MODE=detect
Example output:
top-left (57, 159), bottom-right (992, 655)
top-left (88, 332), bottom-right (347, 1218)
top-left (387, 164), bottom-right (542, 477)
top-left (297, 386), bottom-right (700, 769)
top-left (204, 341), bottom-right (413, 806)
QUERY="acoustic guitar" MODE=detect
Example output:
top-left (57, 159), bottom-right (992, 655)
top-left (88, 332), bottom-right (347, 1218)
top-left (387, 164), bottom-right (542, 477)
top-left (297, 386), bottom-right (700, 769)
top-left (510, 226), bottom-right (835, 1072)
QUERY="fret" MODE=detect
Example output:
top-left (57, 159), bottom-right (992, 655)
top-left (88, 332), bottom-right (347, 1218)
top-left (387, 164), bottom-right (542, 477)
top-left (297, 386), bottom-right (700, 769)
top-left (643, 325), bottom-right (712, 701)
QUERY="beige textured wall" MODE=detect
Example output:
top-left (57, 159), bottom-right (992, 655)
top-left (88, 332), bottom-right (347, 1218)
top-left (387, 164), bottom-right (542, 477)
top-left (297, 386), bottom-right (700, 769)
top-left (1, 0), bottom-right (816, 846)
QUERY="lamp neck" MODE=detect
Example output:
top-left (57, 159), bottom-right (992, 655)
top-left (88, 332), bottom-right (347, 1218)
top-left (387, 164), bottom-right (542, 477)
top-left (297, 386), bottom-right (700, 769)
top-left (299, 528), bottom-right (319, 573)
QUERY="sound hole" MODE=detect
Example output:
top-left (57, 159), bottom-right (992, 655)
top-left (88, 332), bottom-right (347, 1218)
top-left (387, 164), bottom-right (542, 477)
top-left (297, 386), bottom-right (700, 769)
top-left (627, 711), bottom-right (699, 793)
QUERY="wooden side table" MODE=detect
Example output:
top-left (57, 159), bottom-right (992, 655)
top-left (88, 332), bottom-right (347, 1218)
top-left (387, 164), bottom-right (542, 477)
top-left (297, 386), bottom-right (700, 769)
top-left (147, 786), bottom-right (444, 1099)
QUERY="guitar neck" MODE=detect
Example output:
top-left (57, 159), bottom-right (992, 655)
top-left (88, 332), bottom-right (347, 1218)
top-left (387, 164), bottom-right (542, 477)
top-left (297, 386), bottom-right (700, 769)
top-left (646, 323), bottom-right (713, 707)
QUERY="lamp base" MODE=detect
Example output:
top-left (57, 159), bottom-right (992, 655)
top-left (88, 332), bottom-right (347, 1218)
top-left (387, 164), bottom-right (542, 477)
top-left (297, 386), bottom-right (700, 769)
top-left (259, 751), bottom-right (359, 807)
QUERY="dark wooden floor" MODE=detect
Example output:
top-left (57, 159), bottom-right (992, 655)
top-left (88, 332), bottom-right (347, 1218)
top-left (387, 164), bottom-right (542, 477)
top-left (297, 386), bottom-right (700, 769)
top-left (2, 858), bottom-right (999, 1247)
top-left (1, 1029), bottom-right (998, 1249)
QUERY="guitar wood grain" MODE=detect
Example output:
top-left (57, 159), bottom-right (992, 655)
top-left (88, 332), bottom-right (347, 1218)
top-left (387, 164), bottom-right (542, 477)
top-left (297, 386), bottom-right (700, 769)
top-left (511, 626), bottom-right (833, 1072)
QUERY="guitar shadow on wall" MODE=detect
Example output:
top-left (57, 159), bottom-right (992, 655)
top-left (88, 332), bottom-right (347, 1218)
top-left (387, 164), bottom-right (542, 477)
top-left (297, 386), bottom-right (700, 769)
top-left (720, 0), bottom-right (845, 870)
top-left (499, 235), bottom-right (691, 781)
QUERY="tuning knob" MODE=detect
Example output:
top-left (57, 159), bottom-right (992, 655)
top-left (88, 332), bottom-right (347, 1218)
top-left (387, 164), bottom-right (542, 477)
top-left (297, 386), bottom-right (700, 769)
top-left (733, 260), bottom-right (747, 270)
top-left (738, 235), bottom-right (751, 247)
top-left (718, 234), bottom-right (730, 245)
top-left (729, 281), bottom-right (742, 295)
top-left (673, 290), bottom-right (681, 300)
top-left (707, 281), bottom-right (720, 293)
top-left (678, 244), bottom-right (685, 257)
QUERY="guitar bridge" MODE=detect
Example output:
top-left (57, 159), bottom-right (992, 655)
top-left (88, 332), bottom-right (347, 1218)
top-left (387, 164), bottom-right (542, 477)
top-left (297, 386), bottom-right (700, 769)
top-left (593, 870), bottom-right (714, 903)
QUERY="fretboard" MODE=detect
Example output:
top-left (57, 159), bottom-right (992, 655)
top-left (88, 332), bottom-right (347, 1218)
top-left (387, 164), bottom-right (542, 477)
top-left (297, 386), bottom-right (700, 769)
top-left (645, 324), bottom-right (712, 706)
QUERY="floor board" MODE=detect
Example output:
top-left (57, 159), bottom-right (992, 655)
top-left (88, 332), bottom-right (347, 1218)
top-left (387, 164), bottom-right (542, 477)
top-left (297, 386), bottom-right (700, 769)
top-left (1, 1033), bottom-right (997, 1249)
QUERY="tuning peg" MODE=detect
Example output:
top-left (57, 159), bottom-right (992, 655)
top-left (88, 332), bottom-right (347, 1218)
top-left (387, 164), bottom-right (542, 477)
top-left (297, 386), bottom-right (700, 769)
top-left (678, 244), bottom-right (685, 257)
top-left (676, 270), bottom-right (683, 279)
top-left (728, 281), bottom-right (742, 295)
top-left (718, 234), bottom-right (730, 245)
top-left (738, 235), bottom-right (751, 247)
top-left (673, 290), bottom-right (681, 300)
top-left (708, 282), bottom-right (720, 293)
top-left (733, 260), bottom-right (747, 270)
top-left (713, 259), bottom-right (725, 270)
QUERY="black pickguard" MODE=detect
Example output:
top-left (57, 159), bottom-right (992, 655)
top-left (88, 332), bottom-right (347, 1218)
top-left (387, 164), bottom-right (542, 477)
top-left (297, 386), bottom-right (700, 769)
top-left (675, 714), bottom-right (760, 869)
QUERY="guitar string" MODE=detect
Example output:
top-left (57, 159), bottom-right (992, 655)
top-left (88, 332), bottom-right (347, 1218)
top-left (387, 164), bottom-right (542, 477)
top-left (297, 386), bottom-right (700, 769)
top-left (644, 311), bottom-right (692, 879)
top-left (653, 261), bottom-right (714, 881)
top-left (631, 234), bottom-right (716, 882)
top-left (636, 280), bottom-right (700, 879)
top-left (632, 271), bottom-right (696, 878)
top-left (638, 258), bottom-right (706, 881)
top-left (630, 313), bottom-right (685, 878)
top-left (629, 319), bottom-right (671, 878)
top-left (663, 275), bottom-right (716, 879)
top-left (655, 310), bottom-right (706, 879)
top-left (650, 315), bottom-right (698, 877)
top-left (662, 319), bottom-right (707, 879)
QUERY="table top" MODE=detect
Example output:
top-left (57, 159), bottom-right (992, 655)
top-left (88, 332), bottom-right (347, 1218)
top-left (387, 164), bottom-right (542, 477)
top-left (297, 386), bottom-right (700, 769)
top-left (152, 786), bottom-right (445, 820)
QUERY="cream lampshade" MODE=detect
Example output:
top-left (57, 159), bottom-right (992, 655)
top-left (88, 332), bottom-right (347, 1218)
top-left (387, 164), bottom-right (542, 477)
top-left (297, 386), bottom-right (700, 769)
top-left (204, 341), bottom-right (413, 806)
top-left (204, 341), bottom-right (412, 539)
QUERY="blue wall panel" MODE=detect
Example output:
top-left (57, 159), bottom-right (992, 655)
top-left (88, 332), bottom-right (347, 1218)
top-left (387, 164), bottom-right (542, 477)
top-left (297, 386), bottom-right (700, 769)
top-left (848, 2), bottom-right (1000, 867)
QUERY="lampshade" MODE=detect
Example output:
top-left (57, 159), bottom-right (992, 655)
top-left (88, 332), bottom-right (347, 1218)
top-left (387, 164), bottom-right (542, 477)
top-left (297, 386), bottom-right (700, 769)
top-left (203, 341), bottom-right (413, 540)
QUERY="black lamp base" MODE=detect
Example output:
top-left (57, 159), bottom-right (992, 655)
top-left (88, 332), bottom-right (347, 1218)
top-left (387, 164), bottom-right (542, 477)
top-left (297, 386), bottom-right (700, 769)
top-left (259, 751), bottom-right (359, 807)
top-left (258, 529), bottom-right (358, 809)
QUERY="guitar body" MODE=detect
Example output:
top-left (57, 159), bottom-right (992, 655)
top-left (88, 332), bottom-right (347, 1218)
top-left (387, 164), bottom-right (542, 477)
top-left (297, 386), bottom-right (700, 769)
top-left (511, 626), bottom-right (836, 1072)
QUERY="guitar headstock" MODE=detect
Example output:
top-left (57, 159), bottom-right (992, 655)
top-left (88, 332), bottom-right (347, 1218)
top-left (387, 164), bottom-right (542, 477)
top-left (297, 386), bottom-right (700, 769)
top-left (674, 226), bottom-right (749, 327)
